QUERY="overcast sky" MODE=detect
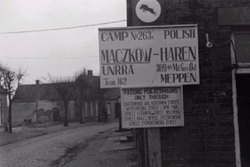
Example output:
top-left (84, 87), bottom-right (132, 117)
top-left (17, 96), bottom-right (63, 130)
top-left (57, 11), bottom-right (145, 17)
top-left (0, 0), bottom-right (126, 84)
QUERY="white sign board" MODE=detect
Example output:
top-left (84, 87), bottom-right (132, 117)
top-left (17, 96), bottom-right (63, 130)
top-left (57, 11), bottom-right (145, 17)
top-left (121, 86), bottom-right (184, 128)
top-left (99, 24), bottom-right (199, 88)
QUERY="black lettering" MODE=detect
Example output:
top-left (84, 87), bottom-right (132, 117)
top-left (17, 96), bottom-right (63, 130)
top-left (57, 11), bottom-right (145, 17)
top-left (115, 49), bottom-right (123, 63)
top-left (160, 73), bottom-right (197, 83)
top-left (102, 65), bottom-right (134, 75)
top-left (101, 33), bottom-right (107, 41)
top-left (101, 50), bottom-right (109, 63)
top-left (160, 46), bottom-right (196, 61)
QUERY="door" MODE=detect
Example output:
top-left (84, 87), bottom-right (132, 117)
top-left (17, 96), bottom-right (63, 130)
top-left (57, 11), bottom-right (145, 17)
top-left (236, 74), bottom-right (250, 167)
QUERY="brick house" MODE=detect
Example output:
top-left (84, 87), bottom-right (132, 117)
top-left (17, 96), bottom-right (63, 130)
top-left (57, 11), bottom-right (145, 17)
top-left (0, 87), bottom-right (8, 126)
top-left (12, 80), bottom-right (77, 125)
top-left (74, 72), bottom-right (102, 122)
top-left (127, 1), bottom-right (250, 167)
top-left (12, 72), bottom-right (120, 125)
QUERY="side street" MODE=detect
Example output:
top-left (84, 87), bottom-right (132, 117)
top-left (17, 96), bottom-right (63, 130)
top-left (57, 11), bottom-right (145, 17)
top-left (0, 122), bottom-right (98, 146)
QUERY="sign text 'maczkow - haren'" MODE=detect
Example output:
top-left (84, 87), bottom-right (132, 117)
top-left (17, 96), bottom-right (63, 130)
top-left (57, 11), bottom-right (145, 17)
top-left (99, 24), bottom-right (199, 88)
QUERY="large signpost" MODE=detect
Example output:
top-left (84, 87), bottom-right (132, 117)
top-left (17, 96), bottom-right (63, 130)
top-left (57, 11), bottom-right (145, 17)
top-left (121, 86), bottom-right (183, 128)
top-left (99, 24), bottom-right (199, 129)
top-left (99, 24), bottom-right (199, 88)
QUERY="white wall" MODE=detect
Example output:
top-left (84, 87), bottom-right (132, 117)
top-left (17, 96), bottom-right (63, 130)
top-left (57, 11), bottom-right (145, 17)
top-left (12, 102), bottom-right (37, 125)
top-left (37, 100), bottom-right (58, 111)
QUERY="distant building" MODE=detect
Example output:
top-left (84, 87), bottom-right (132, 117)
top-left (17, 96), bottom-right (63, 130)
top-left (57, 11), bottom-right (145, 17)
top-left (12, 71), bottom-right (120, 125)
top-left (12, 80), bottom-right (75, 125)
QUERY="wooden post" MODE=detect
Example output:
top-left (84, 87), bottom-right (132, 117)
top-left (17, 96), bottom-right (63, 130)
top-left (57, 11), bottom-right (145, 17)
top-left (147, 128), bottom-right (162, 167)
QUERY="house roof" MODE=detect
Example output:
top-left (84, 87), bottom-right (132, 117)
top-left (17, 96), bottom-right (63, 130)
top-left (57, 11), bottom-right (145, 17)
top-left (102, 88), bottom-right (120, 100)
top-left (13, 75), bottom-right (102, 103)
top-left (74, 75), bottom-right (101, 100)
top-left (13, 75), bottom-right (120, 103)
top-left (14, 83), bottom-right (61, 102)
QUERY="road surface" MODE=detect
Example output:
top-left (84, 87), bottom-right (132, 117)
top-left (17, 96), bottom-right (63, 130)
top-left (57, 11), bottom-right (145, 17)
top-left (0, 122), bottom-right (117, 167)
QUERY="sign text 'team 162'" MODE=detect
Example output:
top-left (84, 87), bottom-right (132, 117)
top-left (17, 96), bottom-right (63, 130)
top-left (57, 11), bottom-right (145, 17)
top-left (99, 24), bottom-right (199, 88)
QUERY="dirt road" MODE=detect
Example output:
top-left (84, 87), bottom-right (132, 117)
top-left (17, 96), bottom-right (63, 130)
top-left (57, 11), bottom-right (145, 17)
top-left (0, 123), bottom-right (117, 167)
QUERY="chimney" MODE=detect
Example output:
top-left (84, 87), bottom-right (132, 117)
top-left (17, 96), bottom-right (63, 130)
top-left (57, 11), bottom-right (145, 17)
top-left (36, 80), bottom-right (40, 85)
top-left (87, 70), bottom-right (93, 76)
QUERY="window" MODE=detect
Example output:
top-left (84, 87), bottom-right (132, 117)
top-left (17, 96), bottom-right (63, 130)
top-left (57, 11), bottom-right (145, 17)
top-left (235, 32), bottom-right (250, 63)
top-left (85, 102), bottom-right (89, 116)
top-left (95, 102), bottom-right (99, 116)
top-left (106, 103), bottom-right (111, 115)
top-left (90, 102), bottom-right (94, 116)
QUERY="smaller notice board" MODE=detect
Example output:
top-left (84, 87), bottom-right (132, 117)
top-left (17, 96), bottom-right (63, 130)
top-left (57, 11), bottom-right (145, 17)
top-left (121, 86), bottom-right (184, 128)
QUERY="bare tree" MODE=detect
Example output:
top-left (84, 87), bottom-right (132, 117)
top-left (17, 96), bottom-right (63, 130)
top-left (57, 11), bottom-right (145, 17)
top-left (75, 68), bottom-right (90, 124)
top-left (0, 64), bottom-right (26, 133)
top-left (49, 75), bottom-right (75, 127)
